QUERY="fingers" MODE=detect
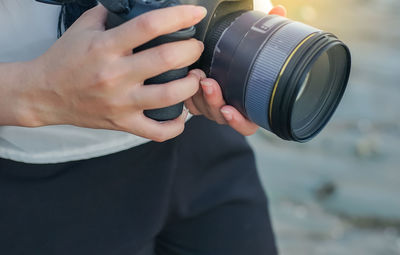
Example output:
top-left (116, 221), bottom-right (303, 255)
top-left (120, 109), bottom-right (189, 142)
top-left (186, 75), bottom-right (227, 125)
top-left (269, 5), bottom-right (287, 17)
top-left (183, 69), bottom-right (206, 115)
top-left (184, 98), bottom-right (202, 115)
top-left (141, 109), bottom-right (189, 142)
top-left (105, 5), bottom-right (207, 52)
top-left (220, 106), bottom-right (259, 136)
top-left (198, 78), bottom-right (227, 124)
top-left (179, 72), bottom-right (258, 136)
top-left (133, 72), bottom-right (200, 109)
top-left (121, 39), bottom-right (204, 81)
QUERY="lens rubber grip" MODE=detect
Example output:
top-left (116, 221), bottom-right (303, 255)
top-left (142, 27), bottom-right (196, 121)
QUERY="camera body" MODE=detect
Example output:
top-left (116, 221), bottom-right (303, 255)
top-left (104, 0), bottom-right (253, 121)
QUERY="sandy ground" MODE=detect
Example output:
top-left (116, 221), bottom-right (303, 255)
top-left (248, 0), bottom-right (400, 254)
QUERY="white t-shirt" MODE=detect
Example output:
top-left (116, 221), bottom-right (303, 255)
top-left (0, 0), bottom-right (150, 163)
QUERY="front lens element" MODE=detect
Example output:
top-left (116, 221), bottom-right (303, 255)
top-left (291, 51), bottom-right (331, 132)
top-left (295, 71), bottom-right (310, 103)
top-left (290, 44), bottom-right (350, 140)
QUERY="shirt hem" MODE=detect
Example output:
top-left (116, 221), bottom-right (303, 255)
top-left (0, 136), bottom-right (150, 164)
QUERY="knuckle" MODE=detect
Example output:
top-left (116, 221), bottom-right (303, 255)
top-left (136, 14), bottom-right (161, 37)
top-left (88, 35), bottom-right (108, 53)
top-left (159, 87), bottom-right (177, 105)
top-left (185, 74), bottom-right (201, 93)
top-left (93, 67), bottom-right (121, 89)
top-left (180, 9), bottom-right (194, 25)
top-left (190, 83), bottom-right (201, 97)
top-left (157, 46), bottom-right (177, 69)
top-left (94, 70), bottom-right (114, 88)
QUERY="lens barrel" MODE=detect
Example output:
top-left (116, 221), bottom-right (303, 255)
top-left (207, 11), bottom-right (351, 142)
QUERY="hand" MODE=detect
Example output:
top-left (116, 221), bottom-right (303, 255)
top-left (22, 4), bottom-right (207, 142)
top-left (184, 5), bottom-right (287, 136)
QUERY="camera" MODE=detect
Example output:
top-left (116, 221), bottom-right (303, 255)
top-left (37, 0), bottom-right (352, 142)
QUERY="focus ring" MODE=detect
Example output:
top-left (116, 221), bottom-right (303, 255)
top-left (245, 21), bottom-right (319, 130)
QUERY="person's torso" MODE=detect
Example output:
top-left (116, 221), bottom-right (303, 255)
top-left (0, 0), bottom-right (149, 163)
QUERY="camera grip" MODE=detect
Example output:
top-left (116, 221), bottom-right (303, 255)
top-left (141, 27), bottom-right (196, 121)
top-left (104, 4), bottom-right (196, 121)
top-left (143, 68), bottom-right (188, 121)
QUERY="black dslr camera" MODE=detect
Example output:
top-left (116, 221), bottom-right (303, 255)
top-left (37, 0), bottom-right (351, 142)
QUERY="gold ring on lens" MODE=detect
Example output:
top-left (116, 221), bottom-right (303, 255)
top-left (268, 33), bottom-right (317, 127)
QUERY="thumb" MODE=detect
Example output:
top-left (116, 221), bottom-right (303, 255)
top-left (268, 5), bottom-right (287, 17)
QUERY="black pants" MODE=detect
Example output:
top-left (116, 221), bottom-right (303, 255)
top-left (0, 116), bottom-right (277, 255)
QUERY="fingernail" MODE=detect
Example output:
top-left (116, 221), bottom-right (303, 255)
top-left (193, 6), bottom-right (207, 19)
top-left (201, 79), bottom-right (211, 86)
top-left (201, 80), bottom-right (213, 95)
top-left (221, 108), bottom-right (232, 121)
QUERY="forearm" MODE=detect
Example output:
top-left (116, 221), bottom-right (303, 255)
top-left (0, 61), bottom-right (41, 127)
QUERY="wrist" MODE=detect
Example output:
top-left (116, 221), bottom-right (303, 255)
top-left (9, 60), bottom-right (48, 127)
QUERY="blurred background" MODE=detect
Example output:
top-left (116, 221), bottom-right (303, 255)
top-left (249, 0), bottom-right (400, 254)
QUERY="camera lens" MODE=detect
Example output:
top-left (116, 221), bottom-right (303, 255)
top-left (204, 11), bottom-right (351, 142)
